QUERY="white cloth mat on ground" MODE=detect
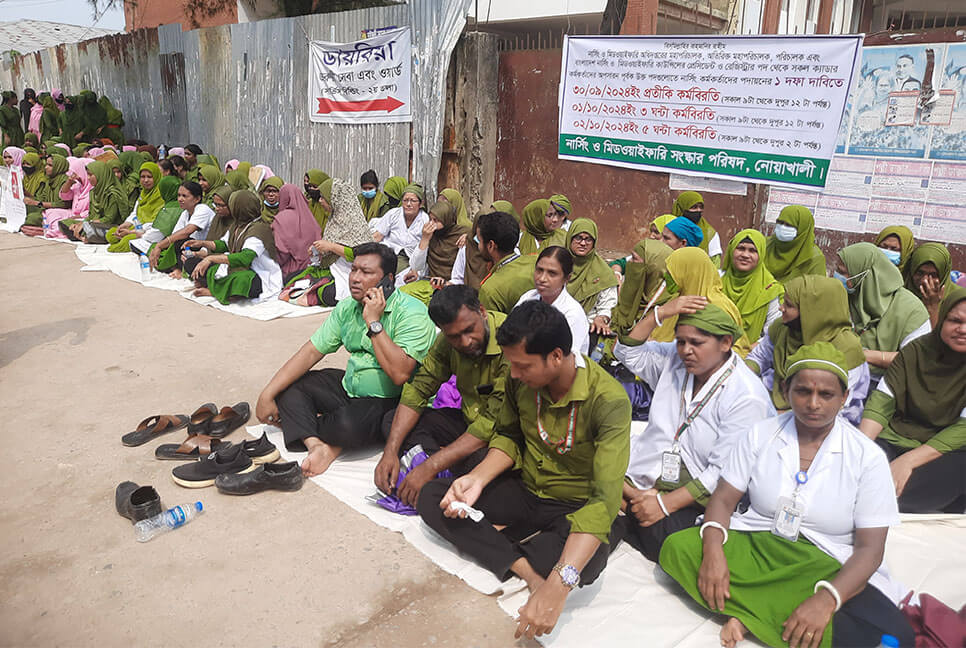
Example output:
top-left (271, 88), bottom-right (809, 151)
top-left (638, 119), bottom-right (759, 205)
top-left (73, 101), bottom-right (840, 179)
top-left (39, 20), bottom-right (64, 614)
top-left (250, 422), bottom-right (966, 647)
top-left (72, 243), bottom-right (332, 320)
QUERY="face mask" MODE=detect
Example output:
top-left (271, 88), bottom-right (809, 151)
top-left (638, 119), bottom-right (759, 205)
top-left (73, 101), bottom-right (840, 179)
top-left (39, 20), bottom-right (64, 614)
top-left (833, 270), bottom-right (857, 295)
top-left (22, 166), bottom-right (34, 174)
top-left (774, 223), bottom-right (798, 242)
top-left (305, 186), bottom-right (320, 200)
top-left (361, 188), bottom-right (377, 199)
top-left (683, 209), bottom-right (702, 223)
top-left (264, 200), bottom-right (278, 208)
top-left (881, 248), bottom-right (901, 266)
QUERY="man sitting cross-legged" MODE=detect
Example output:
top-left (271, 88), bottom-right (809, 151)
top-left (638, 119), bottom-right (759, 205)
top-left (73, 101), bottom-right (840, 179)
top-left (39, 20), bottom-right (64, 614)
top-left (374, 284), bottom-right (511, 507)
top-left (416, 300), bottom-right (631, 641)
top-left (255, 242), bottom-right (436, 476)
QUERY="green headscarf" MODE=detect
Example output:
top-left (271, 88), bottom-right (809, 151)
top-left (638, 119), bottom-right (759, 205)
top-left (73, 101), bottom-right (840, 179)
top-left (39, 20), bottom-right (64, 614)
top-left (226, 169), bottom-right (253, 191)
top-left (784, 342), bottom-right (850, 388)
top-left (151, 175), bottom-right (184, 236)
top-left (519, 198), bottom-right (566, 255)
top-left (401, 183), bottom-right (424, 204)
top-left (881, 286), bottom-right (966, 444)
top-left (722, 229), bottom-right (785, 342)
top-left (135, 162), bottom-right (164, 225)
top-left (874, 225), bottom-right (916, 272)
top-left (611, 239), bottom-right (673, 335)
top-left (206, 184), bottom-right (237, 242)
top-left (196, 153), bottom-right (221, 171)
top-left (383, 175), bottom-right (407, 208)
top-left (40, 96), bottom-right (60, 141)
top-left (58, 96), bottom-right (85, 144)
top-left (440, 188), bottom-right (472, 228)
top-left (904, 242), bottom-right (951, 300)
top-left (762, 275), bottom-right (865, 410)
top-left (651, 213), bottom-right (674, 234)
top-left (764, 205), bottom-right (828, 283)
top-left (236, 161), bottom-right (252, 178)
top-left (305, 169), bottom-right (330, 228)
top-left (840, 241), bottom-right (929, 354)
top-left (199, 164), bottom-right (227, 206)
top-left (490, 199), bottom-right (521, 225)
top-left (29, 155), bottom-right (70, 214)
top-left (24, 132), bottom-right (39, 148)
top-left (548, 194), bottom-right (571, 216)
top-left (565, 218), bottom-right (619, 314)
top-left (678, 303), bottom-right (743, 341)
top-left (21, 153), bottom-right (45, 197)
top-left (259, 176), bottom-right (284, 222)
top-left (671, 191), bottom-right (717, 257)
top-left (86, 159), bottom-right (128, 224)
top-left (72, 143), bottom-right (91, 157)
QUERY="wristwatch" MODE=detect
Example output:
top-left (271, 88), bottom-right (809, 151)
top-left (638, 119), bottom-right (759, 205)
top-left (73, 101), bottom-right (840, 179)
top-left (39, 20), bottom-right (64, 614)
top-left (552, 563), bottom-right (580, 590)
top-left (366, 320), bottom-right (384, 338)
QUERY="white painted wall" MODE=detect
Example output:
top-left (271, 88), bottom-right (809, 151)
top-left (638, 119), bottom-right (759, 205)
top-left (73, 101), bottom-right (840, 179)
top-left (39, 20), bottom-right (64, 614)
top-left (468, 0), bottom-right (608, 23)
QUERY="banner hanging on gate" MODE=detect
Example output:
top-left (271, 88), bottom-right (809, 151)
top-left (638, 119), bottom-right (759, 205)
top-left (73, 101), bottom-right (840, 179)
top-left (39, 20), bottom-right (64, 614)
top-left (558, 35), bottom-right (862, 190)
top-left (309, 27), bottom-right (412, 125)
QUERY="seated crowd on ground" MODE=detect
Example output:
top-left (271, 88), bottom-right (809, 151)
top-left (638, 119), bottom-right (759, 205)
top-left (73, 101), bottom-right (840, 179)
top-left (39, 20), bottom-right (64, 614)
top-left (5, 86), bottom-right (966, 647)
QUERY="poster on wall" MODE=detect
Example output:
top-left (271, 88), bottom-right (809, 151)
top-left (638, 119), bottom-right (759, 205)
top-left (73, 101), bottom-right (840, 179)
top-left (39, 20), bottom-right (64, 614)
top-left (557, 35), bottom-right (862, 190)
top-left (928, 42), bottom-right (966, 160)
top-left (308, 27), bottom-right (412, 124)
top-left (0, 165), bottom-right (26, 233)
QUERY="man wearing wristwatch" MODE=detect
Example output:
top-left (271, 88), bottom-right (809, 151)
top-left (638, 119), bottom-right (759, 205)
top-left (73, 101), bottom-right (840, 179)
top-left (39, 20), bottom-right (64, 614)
top-left (255, 242), bottom-right (435, 477)
top-left (417, 301), bottom-right (631, 641)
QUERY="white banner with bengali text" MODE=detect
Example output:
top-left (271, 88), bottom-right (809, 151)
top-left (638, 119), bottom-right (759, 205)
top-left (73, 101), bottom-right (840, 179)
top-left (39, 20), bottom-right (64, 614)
top-left (558, 35), bottom-right (862, 190)
top-left (309, 27), bottom-right (412, 125)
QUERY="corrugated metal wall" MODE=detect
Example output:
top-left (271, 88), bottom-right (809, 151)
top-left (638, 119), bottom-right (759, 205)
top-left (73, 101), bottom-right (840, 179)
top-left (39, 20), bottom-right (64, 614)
top-left (0, 1), bottom-right (471, 193)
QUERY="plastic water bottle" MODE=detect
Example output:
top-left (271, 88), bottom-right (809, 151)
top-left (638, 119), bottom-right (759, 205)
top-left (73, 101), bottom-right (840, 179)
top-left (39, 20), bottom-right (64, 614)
top-left (877, 635), bottom-right (899, 648)
top-left (310, 247), bottom-right (320, 266)
top-left (139, 253), bottom-right (151, 282)
top-left (590, 340), bottom-right (605, 363)
top-left (132, 214), bottom-right (142, 232)
top-left (158, 144), bottom-right (167, 159)
top-left (134, 502), bottom-right (204, 542)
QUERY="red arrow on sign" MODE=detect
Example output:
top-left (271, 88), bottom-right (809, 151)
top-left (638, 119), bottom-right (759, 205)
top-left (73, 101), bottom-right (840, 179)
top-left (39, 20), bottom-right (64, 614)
top-left (316, 96), bottom-right (405, 115)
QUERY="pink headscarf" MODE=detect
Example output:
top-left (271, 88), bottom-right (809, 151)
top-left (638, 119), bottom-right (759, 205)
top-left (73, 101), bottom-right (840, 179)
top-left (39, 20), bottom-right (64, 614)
top-left (62, 157), bottom-right (94, 216)
top-left (122, 145), bottom-right (137, 152)
top-left (168, 147), bottom-right (185, 157)
top-left (271, 184), bottom-right (322, 276)
top-left (3, 146), bottom-right (26, 167)
top-left (29, 102), bottom-right (43, 135)
top-left (54, 143), bottom-right (71, 154)
top-left (51, 89), bottom-right (66, 111)
top-left (87, 147), bottom-right (104, 158)
top-left (224, 159), bottom-right (240, 172)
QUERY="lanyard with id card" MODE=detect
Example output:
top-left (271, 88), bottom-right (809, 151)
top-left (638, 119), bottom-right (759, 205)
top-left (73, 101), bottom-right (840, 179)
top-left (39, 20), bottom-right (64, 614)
top-left (772, 470), bottom-right (808, 542)
top-left (662, 357), bottom-right (736, 484)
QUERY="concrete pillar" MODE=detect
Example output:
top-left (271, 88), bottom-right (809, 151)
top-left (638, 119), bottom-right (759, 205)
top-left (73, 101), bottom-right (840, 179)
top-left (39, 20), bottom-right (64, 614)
top-left (450, 31), bottom-right (500, 218)
top-left (619, 0), bottom-right (660, 35)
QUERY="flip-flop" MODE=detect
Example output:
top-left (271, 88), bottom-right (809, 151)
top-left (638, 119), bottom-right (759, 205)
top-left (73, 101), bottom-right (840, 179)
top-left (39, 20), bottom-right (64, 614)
top-left (121, 414), bottom-right (190, 447)
top-left (155, 435), bottom-right (233, 461)
top-left (187, 403), bottom-right (219, 436)
top-left (207, 402), bottom-right (251, 438)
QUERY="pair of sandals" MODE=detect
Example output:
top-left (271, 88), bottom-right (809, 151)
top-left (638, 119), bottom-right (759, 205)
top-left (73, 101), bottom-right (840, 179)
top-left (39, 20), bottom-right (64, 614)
top-left (121, 402), bottom-right (251, 460)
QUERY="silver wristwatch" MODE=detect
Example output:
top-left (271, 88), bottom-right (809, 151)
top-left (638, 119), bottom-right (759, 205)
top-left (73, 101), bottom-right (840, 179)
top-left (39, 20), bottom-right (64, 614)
top-left (366, 320), bottom-right (384, 337)
top-left (552, 563), bottom-right (580, 590)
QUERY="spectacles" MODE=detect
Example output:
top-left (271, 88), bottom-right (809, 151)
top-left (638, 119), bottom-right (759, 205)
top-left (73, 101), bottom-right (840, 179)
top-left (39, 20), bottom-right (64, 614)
top-left (572, 235), bottom-right (594, 243)
top-left (402, 198), bottom-right (420, 205)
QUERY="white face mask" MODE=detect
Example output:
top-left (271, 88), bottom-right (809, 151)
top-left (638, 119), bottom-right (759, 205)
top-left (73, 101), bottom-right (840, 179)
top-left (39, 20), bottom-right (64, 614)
top-left (774, 223), bottom-right (798, 242)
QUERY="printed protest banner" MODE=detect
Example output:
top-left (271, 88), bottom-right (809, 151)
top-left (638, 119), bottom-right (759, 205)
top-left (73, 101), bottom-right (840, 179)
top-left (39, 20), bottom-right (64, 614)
top-left (309, 27), bottom-right (412, 124)
top-left (558, 35), bottom-right (861, 190)
top-left (0, 165), bottom-right (26, 233)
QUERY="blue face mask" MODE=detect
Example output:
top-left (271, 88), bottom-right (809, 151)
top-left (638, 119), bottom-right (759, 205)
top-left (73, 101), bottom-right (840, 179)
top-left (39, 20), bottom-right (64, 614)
top-left (361, 188), bottom-right (377, 199)
top-left (881, 248), bottom-right (902, 266)
top-left (833, 270), bottom-right (857, 294)
top-left (774, 223), bottom-right (798, 242)
top-left (264, 200), bottom-right (278, 208)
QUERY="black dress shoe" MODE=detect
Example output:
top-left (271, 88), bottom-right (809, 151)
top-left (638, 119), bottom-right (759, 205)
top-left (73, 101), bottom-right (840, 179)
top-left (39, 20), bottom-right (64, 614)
top-left (115, 481), bottom-right (162, 523)
top-left (241, 432), bottom-right (279, 464)
top-left (214, 461), bottom-right (303, 495)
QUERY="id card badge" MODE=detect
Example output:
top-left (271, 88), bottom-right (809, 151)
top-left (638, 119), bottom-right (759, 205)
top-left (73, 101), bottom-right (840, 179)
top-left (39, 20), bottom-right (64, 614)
top-left (661, 450), bottom-right (682, 483)
top-left (771, 496), bottom-right (803, 542)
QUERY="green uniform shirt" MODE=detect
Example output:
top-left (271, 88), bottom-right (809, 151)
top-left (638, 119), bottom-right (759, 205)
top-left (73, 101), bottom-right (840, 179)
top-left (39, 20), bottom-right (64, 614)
top-left (399, 311), bottom-right (510, 443)
top-left (489, 356), bottom-right (631, 543)
top-left (310, 289), bottom-right (436, 399)
top-left (478, 253), bottom-right (536, 314)
top-left (863, 389), bottom-right (966, 454)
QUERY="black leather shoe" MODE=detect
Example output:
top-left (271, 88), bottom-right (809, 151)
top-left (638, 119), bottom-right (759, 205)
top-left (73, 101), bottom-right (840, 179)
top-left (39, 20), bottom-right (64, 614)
top-left (214, 461), bottom-right (303, 495)
top-left (115, 481), bottom-right (162, 523)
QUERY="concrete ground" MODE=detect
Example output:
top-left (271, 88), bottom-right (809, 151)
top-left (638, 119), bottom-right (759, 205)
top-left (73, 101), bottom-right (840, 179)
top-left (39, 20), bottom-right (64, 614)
top-left (0, 232), bottom-right (533, 647)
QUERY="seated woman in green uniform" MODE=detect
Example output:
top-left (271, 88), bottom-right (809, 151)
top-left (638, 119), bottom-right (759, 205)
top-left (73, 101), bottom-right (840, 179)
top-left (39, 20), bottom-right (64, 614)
top-left (22, 154), bottom-right (70, 227)
top-left (304, 168), bottom-right (331, 230)
top-left (609, 238), bottom-right (673, 337)
top-left (358, 169), bottom-right (390, 222)
top-left (105, 161), bottom-right (165, 253)
top-left (147, 181), bottom-right (216, 276)
top-left (860, 286), bottom-right (966, 514)
top-left (874, 225), bottom-right (915, 271)
top-left (661, 341), bottom-right (913, 648)
top-left (721, 229), bottom-right (784, 344)
top-left (671, 191), bottom-right (720, 263)
top-left (518, 198), bottom-right (567, 255)
top-left (58, 160), bottom-right (128, 242)
top-left (764, 205), bottom-right (828, 284)
top-left (565, 218), bottom-right (620, 338)
top-left (903, 242), bottom-right (950, 327)
top-left (259, 176), bottom-right (283, 222)
top-left (183, 190), bottom-right (283, 303)
top-left (399, 200), bottom-right (467, 305)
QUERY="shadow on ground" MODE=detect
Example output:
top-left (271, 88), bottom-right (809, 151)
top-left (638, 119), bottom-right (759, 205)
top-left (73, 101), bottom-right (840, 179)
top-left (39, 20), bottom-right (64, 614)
top-left (0, 317), bottom-right (95, 368)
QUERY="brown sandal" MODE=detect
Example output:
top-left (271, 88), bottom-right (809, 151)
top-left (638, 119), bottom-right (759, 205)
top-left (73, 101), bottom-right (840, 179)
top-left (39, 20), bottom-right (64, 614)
top-left (154, 435), bottom-right (233, 460)
top-left (121, 414), bottom-right (190, 447)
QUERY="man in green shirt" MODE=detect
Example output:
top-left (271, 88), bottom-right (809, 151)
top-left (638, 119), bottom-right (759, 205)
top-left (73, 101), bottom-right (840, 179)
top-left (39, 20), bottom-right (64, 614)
top-left (374, 285), bottom-right (510, 507)
top-left (417, 300), bottom-right (631, 641)
top-left (476, 210), bottom-right (536, 314)
top-left (256, 243), bottom-right (436, 477)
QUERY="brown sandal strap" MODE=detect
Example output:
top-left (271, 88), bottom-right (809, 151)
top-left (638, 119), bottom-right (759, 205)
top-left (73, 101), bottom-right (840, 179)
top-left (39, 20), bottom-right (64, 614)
top-left (174, 435), bottom-right (217, 455)
top-left (135, 415), bottom-right (161, 433)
